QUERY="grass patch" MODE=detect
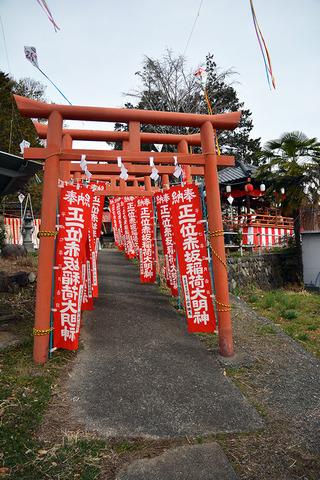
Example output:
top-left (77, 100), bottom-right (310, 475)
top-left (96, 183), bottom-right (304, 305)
top-left (0, 335), bottom-right (110, 479)
top-left (240, 287), bottom-right (320, 357)
top-left (256, 324), bottom-right (277, 335)
top-left (0, 284), bottom-right (109, 479)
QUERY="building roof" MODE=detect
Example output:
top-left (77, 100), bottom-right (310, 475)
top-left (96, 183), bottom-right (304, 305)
top-left (218, 161), bottom-right (258, 185)
top-left (0, 151), bottom-right (42, 196)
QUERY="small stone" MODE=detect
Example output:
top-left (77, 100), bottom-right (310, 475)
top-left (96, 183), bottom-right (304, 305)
top-left (28, 272), bottom-right (36, 283)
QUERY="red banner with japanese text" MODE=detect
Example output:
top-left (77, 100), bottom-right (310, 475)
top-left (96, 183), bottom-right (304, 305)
top-left (115, 197), bottom-right (125, 251)
top-left (109, 198), bottom-right (119, 246)
top-left (81, 227), bottom-right (94, 311)
top-left (53, 184), bottom-right (93, 350)
top-left (136, 197), bottom-right (156, 283)
top-left (90, 183), bottom-right (105, 297)
top-left (125, 196), bottom-right (139, 256)
top-left (122, 197), bottom-right (136, 259)
top-left (169, 184), bottom-right (215, 333)
top-left (154, 191), bottom-right (178, 297)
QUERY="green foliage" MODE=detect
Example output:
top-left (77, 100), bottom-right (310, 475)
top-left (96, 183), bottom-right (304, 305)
top-left (0, 71), bottom-right (46, 212)
top-left (115, 50), bottom-right (261, 163)
top-left (240, 287), bottom-right (320, 357)
top-left (282, 309), bottom-right (298, 320)
top-left (0, 72), bottom-right (46, 156)
top-left (257, 131), bottom-right (320, 214)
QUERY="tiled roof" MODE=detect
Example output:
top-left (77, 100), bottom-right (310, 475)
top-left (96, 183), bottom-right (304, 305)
top-left (218, 161), bottom-right (258, 185)
top-left (0, 151), bottom-right (42, 195)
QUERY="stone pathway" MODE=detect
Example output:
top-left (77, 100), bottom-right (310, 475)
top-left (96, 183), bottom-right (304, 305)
top-left (68, 250), bottom-right (261, 439)
top-left (115, 443), bottom-right (238, 480)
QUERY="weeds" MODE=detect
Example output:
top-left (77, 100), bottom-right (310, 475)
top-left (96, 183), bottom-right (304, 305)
top-left (240, 287), bottom-right (320, 357)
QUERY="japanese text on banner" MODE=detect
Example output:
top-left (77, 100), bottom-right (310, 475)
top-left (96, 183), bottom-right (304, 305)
top-left (53, 185), bottom-right (93, 350)
top-left (136, 197), bottom-right (156, 283)
top-left (170, 184), bottom-right (215, 333)
top-left (155, 191), bottom-right (178, 296)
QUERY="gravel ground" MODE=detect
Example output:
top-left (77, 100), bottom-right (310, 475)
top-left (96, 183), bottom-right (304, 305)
top-left (216, 295), bottom-right (320, 479)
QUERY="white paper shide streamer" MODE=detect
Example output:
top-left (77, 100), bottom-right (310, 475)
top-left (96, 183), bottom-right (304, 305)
top-left (80, 154), bottom-right (92, 179)
top-left (149, 156), bottom-right (159, 181)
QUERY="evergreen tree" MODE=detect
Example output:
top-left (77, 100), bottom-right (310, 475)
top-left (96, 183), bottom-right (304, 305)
top-left (115, 51), bottom-right (260, 163)
top-left (0, 71), bottom-right (46, 214)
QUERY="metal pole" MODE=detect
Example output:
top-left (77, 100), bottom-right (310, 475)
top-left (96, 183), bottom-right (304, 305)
top-left (200, 121), bottom-right (234, 357)
top-left (33, 111), bottom-right (63, 364)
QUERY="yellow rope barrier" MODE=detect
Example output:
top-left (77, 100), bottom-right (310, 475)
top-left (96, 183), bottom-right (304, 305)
top-left (37, 230), bottom-right (58, 238)
top-left (207, 230), bottom-right (231, 311)
top-left (33, 327), bottom-right (53, 336)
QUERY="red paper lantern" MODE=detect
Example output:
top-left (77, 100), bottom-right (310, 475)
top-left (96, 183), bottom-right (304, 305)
top-left (245, 183), bottom-right (254, 192)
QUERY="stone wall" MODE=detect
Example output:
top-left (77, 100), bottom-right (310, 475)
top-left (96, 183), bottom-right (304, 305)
top-left (227, 251), bottom-right (302, 292)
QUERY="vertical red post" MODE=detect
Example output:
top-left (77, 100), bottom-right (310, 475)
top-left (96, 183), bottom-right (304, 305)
top-left (144, 176), bottom-right (152, 193)
top-left (128, 121), bottom-right (140, 152)
top-left (200, 121), bottom-right (234, 357)
top-left (178, 139), bottom-right (192, 183)
top-left (61, 134), bottom-right (72, 181)
top-left (33, 111), bottom-right (63, 364)
top-left (162, 174), bottom-right (170, 190)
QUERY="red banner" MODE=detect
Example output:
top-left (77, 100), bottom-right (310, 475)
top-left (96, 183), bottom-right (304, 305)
top-left (136, 197), bottom-right (156, 283)
top-left (90, 183), bottom-right (105, 297)
top-left (125, 196), bottom-right (139, 256)
top-left (54, 185), bottom-right (93, 350)
top-left (109, 198), bottom-right (119, 246)
top-left (122, 197), bottom-right (136, 259)
top-left (81, 227), bottom-right (94, 311)
top-left (170, 184), bottom-right (215, 333)
top-left (155, 191), bottom-right (178, 296)
top-left (115, 197), bottom-right (125, 250)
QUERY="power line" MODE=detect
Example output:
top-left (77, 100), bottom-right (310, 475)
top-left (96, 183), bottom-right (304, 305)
top-left (183, 0), bottom-right (204, 57)
top-left (0, 14), bottom-right (11, 72)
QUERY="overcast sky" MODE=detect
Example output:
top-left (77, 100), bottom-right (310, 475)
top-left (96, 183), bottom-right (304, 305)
top-left (1, 0), bottom-right (320, 148)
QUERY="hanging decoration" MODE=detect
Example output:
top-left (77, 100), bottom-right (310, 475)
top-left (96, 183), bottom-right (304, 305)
top-left (155, 192), bottom-right (178, 296)
top-left (24, 46), bottom-right (72, 104)
top-left (149, 157), bottom-right (159, 182)
top-left (169, 184), bottom-right (216, 333)
top-left (53, 184), bottom-right (93, 350)
top-left (36, 0), bottom-right (60, 32)
top-left (249, 0), bottom-right (276, 89)
top-left (136, 197), bottom-right (156, 283)
top-left (173, 155), bottom-right (183, 179)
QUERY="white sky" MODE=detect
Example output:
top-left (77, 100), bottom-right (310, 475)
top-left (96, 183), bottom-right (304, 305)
top-left (1, 0), bottom-right (320, 149)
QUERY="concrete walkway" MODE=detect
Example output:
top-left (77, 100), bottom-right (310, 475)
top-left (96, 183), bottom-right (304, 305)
top-left (68, 249), bottom-right (262, 440)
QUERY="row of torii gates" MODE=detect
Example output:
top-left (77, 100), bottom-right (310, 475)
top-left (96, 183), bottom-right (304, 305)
top-left (14, 95), bottom-right (241, 364)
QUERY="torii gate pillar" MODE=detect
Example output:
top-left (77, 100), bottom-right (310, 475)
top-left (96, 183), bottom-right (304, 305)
top-left (201, 121), bottom-right (234, 357)
top-left (33, 111), bottom-right (63, 364)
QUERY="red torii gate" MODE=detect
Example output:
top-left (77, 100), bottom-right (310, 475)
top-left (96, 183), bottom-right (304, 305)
top-left (14, 95), bottom-right (241, 363)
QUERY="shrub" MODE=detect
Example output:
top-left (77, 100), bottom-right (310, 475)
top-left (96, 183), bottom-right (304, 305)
top-left (283, 309), bottom-right (298, 320)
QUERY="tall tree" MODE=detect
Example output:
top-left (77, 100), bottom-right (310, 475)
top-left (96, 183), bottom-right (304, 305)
top-left (115, 51), bottom-right (261, 163)
top-left (258, 131), bottom-right (320, 248)
top-left (0, 72), bottom-right (46, 214)
top-left (0, 72), bottom-right (46, 155)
